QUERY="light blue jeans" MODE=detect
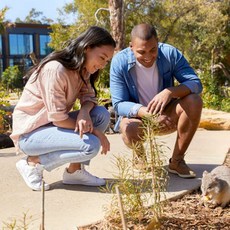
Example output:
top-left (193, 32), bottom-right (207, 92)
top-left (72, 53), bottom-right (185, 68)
top-left (18, 106), bottom-right (110, 172)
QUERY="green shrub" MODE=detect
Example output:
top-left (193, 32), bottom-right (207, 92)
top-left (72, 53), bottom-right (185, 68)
top-left (1, 66), bottom-right (24, 92)
top-left (200, 71), bottom-right (230, 112)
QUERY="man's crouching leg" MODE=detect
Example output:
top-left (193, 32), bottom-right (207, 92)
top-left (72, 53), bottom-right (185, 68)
top-left (165, 94), bottom-right (203, 178)
top-left (120, 118), bottom-right (148, 171)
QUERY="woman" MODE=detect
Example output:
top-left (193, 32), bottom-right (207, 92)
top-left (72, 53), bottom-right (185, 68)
top-left (10, 26), bottom-right (116, 191)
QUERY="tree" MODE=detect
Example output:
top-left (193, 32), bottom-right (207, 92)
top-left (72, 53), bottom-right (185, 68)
top-left (49, 0), bottom-right (108, 50)
top-left (0, 7), bottom-right (14, 33)
top-left (15, 8), bottom-right (54, 24)
top-left (49, 0), bottom-right (230, 111)
top-left (109, 0), bottom-right (125, 51)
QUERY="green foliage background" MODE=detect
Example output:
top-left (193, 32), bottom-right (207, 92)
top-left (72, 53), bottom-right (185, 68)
top-left (1, 66), bottom-right (24, 92)
top-left (48, 0), bottom-right (230, 112)
top-left (1, 0), bottom-right (230, 112)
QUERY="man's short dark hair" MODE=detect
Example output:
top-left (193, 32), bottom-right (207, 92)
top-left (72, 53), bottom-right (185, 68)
top-left (131, 24), bottom-right (158, 41)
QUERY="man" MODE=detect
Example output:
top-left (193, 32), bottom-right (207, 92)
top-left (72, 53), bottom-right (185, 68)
top-left (110, 23), bottom-right (203, 178)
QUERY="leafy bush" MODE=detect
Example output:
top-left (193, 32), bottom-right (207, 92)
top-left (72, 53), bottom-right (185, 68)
top-left (0, 87), bottom-right (11, 133)
top-left (201, 71), bottom-right (230, 112)
top-left (1, 66), bottom-right (24, 92)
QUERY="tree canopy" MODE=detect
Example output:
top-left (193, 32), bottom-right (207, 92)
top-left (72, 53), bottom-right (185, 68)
top-left (1, 0), bottom-right (229, 111)
top-left (14, 8), bottom-right (54, 24)
top-left (48, 0), bottom-right (230, 111)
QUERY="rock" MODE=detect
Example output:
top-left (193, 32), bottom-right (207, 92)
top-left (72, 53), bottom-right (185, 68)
top-left (199, 108), bottom-right (230, 130)
top-left (0, 134), bottom-right (14, 149)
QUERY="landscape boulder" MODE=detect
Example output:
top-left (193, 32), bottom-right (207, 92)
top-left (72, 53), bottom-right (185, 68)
top-left (199, 108), bottom-right (230, 130)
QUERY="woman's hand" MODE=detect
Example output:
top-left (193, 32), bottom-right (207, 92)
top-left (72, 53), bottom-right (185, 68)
top-left (75, 109), bottom-right (93, 138)
top-left (93, 128), bottom-right (110, 155)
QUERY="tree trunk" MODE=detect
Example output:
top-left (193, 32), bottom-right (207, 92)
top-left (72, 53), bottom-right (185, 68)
top-left (109, 0), bottom-right (125, 52)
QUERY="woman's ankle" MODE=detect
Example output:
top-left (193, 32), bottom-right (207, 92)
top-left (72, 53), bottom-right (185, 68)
top-left (67, 163), bottom-right (81, 173)
top-left (27, 156), bottom-right (40, 165)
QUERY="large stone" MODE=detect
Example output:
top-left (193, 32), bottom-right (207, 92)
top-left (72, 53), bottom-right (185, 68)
top-left (0, 133), bottom-right (14, 149)
top-left (199, 108), bottom-right (230, 130)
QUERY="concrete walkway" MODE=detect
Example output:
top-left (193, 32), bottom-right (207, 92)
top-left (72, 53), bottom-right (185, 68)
top-left (0, 130), bottom-right (229, 230)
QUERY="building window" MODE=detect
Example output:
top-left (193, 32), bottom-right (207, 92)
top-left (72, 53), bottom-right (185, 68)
top-left (39, 35), bottom-right (52, 55)
top-left (9, 58), bottom-right (33, 74)
top-left (9, 34), bottom-right (33, 55)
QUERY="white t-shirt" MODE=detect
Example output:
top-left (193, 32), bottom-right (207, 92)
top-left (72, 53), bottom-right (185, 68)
top-left (135, 60), bottom-right (159, 106)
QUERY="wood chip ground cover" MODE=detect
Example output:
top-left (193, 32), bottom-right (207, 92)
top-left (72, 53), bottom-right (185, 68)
top-left (80, 151), bottom-right (230, 229)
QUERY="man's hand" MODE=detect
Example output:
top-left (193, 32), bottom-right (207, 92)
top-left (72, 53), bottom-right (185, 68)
top-left (147, 89), bottom-right (172, 115)
top-left (137, 106), bottom-right (150, 118)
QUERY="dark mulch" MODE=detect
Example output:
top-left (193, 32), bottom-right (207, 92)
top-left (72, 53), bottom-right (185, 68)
top-left (80, 150), bottom-right (230, 230)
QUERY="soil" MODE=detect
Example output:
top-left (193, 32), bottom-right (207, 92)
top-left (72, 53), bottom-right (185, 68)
top-left (80, 150), bottom-right (230, 230)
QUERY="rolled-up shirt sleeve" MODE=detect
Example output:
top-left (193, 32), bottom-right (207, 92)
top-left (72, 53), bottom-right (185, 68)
top-left (171, 47), bottom-right (203, 94)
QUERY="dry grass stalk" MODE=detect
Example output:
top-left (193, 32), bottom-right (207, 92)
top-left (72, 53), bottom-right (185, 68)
top-left (141, 115), bottom-right (169, 225)
top-left (101, 114), bottom-right (169, 229)
top-left (115, 185), bottom-right (127, 230)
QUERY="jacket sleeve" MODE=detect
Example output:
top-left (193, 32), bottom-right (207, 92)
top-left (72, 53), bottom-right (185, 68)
top-left (167, 46), bottom-right (203, 94)
top-left (110, 53), bottom-right (142, 118)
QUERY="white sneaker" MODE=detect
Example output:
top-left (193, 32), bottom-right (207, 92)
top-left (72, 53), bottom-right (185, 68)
top-left (62, 168), bottom-right (106, 186)
top-left (16, 157), bottom-right (50, 191)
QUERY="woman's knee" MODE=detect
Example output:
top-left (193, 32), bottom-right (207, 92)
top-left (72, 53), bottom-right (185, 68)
top-left (84, 135), bottom-right (101, 157)
top-left (92, 106), bottom-right (110, 130)
top-left (98, 106), bottom-right (110, 123)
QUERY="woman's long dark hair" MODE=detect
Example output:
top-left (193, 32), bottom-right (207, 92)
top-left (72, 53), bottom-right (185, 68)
top-left (25, 26), bottom-right (116, 94)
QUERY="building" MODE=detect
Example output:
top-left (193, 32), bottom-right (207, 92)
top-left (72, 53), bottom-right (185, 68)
top-left (0, 23), bottom-right (53, 76)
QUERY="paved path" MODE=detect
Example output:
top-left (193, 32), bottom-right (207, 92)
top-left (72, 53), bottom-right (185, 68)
top-left (0, 130), bottom-right (229, 230)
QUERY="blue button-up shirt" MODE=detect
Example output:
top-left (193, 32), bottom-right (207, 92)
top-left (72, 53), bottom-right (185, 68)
top-left (110, 42), bottom-right (203, 121)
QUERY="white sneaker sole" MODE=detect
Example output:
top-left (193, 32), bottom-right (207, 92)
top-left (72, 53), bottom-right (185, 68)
top-left (62, 180), bottom-right (106, 186)
top-left (16, 161), bottom-right (50, 191)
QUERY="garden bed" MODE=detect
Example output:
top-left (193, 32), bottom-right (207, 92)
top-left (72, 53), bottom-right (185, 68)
top-left (80, 150), bottom-right (230, 229)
